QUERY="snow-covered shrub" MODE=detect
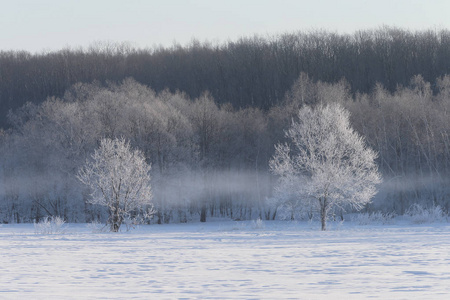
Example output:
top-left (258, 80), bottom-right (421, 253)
top-left (123, 215), bottom-right (144, 232)
top-left (406, 204), bottom-right (447, 224)
top-left (252, 218), bottom-right (265, 230)
top-left (86, 220), bottom-right (109, 233)
top-left (34, 216), bottom-right (67, 234)
top-left (122, 207), bottom-right (156, 231)
top-left (230, 222), bottom-right (247, 231)
top-left (353, 211), bottom-right (396, 225)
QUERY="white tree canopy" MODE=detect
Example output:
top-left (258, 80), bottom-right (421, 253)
top-left (270, 103), bottom-right (382, 230)
top-left (78, 137), bottom-right (153, 231)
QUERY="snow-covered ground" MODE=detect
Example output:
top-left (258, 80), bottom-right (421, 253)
top-left (1, 220), bottom-right (450, 299)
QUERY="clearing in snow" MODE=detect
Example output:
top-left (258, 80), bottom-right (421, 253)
top-left (1, 220), bottom-right (449, 299)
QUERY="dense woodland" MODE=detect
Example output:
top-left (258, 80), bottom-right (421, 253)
top-left (1, 27), bottom-right (450, 223)
top-left (2, 27), bottom-right (450, 128)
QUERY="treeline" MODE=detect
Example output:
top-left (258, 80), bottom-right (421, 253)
top-left (2, 27), bottom-right (450, 128)
top-left (0, 79), bottom-right (273, 223)
top-left (1, 75), bottom-right (450, 223)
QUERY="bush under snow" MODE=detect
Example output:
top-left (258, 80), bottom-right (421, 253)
top-left (34, 216), bottom-right (67, 234)
top-left (352, 212), bottom-right (397, 225)
top-left (406, 204), bottom-right (447, 224)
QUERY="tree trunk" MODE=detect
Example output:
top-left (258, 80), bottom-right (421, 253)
top-left (200, 205), bottom-right (207, 222)
top-left (320, 197), bottom-right (328, 231)
top-left (111, 212), bottom-right (121, 232)
top-left (110, 203), bottom-right (121, 232)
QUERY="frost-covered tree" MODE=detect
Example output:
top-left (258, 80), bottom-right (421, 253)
top-left (78, 138), bottom-right (153, 232)
top-left (270, 103), bottom-right (381, 230)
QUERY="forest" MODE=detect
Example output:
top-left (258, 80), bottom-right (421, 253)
top-left (2, 26), bottom-right (450, 128)
top-left (1, 27), bottom-right (450, 223)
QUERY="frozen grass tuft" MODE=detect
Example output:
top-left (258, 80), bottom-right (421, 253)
top-left (34, 216), bottom-right (67, 234)
top-left (251, 218), bottom-right (265, 230)
top-left (221, 219), bottom-right (266, 231)
top-left (86, 220), bottom-right (109, 233)
top-left (352, 205), bottom-right (448, 225)
top-left (406, 204), bottom-right (447, 224)
top-left (229, 221), bottom-right (247, 231)
top-left (352, 211), bottom-right (397, 225)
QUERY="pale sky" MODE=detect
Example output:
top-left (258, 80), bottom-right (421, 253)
top-left (1, 0), bottom-right (449, 53)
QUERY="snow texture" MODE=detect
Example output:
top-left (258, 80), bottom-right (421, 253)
top-left (1, 220), bottom-right (449, 299)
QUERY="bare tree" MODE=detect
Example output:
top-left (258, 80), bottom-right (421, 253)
top-left (270, 103), bottom-right (381, 230)
top-left (77, 138), bottom-right (153, 232)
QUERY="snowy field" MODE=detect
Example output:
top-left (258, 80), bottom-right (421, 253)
top-left (1, 220), bottom-right (450, 299)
